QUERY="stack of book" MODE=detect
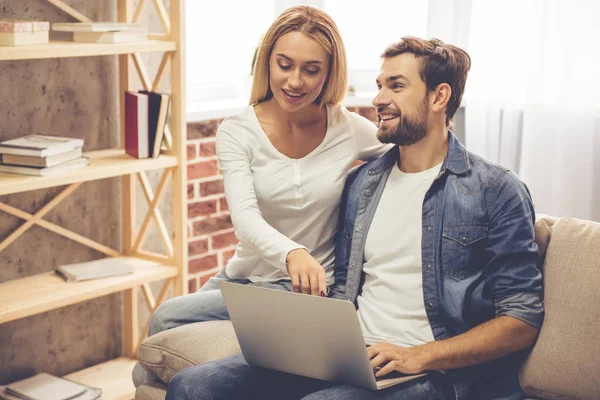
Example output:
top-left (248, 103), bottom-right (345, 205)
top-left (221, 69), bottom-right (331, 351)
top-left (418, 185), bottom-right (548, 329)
top-left (0, 134), bottom-right (87, 176)
top-left (0, 20), bottom-right (50, 46)
top-left (0, 372), bottom-right (100, 400)
top-left (125, 90), bottom-right (171, 159)
top-left (52, 22), bottom-right (147, 43)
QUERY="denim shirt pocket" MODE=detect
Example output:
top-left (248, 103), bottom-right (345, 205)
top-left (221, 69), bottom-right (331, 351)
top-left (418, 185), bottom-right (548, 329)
top-left (442, 224), bottom-right (488, 281)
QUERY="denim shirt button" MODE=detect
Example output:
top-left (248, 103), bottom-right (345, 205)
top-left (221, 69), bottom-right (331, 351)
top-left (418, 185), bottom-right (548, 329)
top-left (461, 236), bottom-right (468, 243)
top-left (365, 189), bottom-right (372, 196)
top-left (427, 302), bottom-right (434, 308)
top-left (426, 226), bottom-right (432, 232)
top-left (426, 264), bottom-right (432, 269)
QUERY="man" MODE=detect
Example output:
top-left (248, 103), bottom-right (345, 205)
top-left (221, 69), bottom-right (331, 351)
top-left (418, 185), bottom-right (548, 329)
top-left (166, 37), bottom-right (543, 400)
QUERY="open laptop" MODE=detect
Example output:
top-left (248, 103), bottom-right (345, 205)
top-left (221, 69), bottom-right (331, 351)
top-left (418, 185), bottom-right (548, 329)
top-left (220, 281), bottom-right (427, 391)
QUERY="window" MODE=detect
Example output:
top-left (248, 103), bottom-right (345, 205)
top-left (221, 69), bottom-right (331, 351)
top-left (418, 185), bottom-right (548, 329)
top-left (186, 0), bottom-right (430, 113)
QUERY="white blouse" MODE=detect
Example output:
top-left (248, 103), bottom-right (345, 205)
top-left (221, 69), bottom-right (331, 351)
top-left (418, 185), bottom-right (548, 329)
top-left (216, 103), bottom-right (390, 284)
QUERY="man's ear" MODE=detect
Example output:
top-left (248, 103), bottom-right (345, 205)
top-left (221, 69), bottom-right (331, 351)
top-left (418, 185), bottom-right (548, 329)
top-left (431, 83), bottom-right (452, 113)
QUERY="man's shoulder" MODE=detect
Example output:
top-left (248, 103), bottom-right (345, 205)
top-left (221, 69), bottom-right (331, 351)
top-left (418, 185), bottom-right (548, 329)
top-left (463, 151), bottom-right (529, 197)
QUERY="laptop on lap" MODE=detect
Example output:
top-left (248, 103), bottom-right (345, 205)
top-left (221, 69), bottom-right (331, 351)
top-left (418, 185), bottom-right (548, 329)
top-left (220, 281), bottom-right (427, 391)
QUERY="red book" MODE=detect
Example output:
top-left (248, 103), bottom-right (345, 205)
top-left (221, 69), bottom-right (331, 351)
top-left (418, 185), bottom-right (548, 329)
top-left (124, 91), bottom-right (149, 159)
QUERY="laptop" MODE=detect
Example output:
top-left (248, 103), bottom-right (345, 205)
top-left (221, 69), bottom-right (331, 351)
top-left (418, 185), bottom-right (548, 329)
top-left (220, 281), bottom-right (427, 391)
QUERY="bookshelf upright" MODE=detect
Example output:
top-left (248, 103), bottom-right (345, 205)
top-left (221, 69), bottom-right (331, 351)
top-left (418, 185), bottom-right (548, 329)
top-left (0, 1), bottom-right (187, 398)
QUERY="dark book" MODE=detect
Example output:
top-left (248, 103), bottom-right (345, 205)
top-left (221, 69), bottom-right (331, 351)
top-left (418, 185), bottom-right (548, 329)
top-left (139, 90), bottom-right (170, 158)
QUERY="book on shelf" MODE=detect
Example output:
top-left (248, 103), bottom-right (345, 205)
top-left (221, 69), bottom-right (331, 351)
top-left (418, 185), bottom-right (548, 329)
top-left (0, 147), bottom-right (82, 167)
top-left (0, 157), bottom-right (89, 176)
top-left (0, 134), bottom-right (83, 157)
top-left (51, 22), bottom-right (144, 32)
top-left (0, 20), bottom-right (49, 46)
top-left (125, 91), bottom-right (150, 159)
top-left (139, 90), bottom-right (171, 158)
top-left (0, 372), bottom-right (101, 400)
top-left (55, 257), bottom-right (138, 282)
top-left (73, 30), bottom-right (147, 43)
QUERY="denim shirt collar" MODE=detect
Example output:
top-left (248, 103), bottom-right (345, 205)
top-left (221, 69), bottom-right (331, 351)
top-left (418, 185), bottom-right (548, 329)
top-left (366, 130), bottom-right (470, 177)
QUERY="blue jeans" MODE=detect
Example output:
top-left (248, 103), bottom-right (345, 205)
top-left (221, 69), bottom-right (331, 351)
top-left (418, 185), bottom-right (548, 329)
top-left (132, 268), bottom-right (293, 387)
top-left (166, 354), bottom-right (451, 400)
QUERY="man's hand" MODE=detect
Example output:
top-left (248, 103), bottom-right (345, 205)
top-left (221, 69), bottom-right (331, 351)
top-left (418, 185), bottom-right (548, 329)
top-left (368, 342), bottom-right (428, 378)
top-left (286, 249), bottom-right (327, 296)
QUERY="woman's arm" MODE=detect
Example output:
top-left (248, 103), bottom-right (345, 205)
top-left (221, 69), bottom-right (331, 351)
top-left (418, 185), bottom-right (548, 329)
top-left (216, 124), bottom-right (327, 295)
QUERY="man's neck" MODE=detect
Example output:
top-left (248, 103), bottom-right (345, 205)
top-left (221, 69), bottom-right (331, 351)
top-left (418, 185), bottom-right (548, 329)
top-left (397, 126), bottom-right (449, 173)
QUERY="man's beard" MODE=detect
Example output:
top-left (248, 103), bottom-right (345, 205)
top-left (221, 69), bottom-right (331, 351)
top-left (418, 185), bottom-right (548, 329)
top-left (377, 98), bottom-right (428, 146)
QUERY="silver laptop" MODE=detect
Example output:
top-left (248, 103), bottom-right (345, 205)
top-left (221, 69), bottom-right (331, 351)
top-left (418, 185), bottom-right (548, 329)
top-left (220, 281), bottom-right (427, 391)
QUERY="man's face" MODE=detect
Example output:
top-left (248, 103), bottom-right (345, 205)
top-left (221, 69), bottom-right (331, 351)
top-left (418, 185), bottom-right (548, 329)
top-left (373, 53), bottom-right (430, 146)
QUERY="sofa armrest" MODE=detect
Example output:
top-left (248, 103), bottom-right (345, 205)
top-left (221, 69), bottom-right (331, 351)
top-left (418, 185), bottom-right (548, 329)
top-left (137, 320), bottom-right (241, 384)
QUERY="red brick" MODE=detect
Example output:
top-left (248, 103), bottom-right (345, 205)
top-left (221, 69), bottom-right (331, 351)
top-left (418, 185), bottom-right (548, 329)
top-left (187, 160), bottom-right (219, 179)
top-left (188, 200), bottom-right (217, 218)
top-left (200, 179), bottom-right (224, 196)
top-left (200, 141), bottom-right (216, 157)
top-left (219, 197), bottom-right (229, 212)
top-left (358, 107), bottom-right (378, 124)
top-left (188, 238), bottom-right (209, 256)
top-left (189, 254), bottom-right (219, 274)
top-left (221, 249), bottom-right (236, 266)
top-left (187, 183), bottom-right (195, 200)
top-left (187, 119), bottom-right (223, 140)
top-left (188, 277), bottom-right (198, 293)
top-left (187, 144), bottom-right (197, 160)
top-left (192, 215), bottom-right (233, 236)
top-left (211, 231), bottom-right (238, 250)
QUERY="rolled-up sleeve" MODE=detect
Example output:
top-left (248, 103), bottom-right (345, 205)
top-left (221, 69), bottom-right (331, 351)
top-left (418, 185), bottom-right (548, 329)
top-left (485, 171), bottom-right (544, 329)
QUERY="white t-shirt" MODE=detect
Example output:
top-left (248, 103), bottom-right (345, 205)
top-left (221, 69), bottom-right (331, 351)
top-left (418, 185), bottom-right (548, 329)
top-left (357, 162), bottom-right (442, 347)
top-left (216, 104), bottom-right (390, 283)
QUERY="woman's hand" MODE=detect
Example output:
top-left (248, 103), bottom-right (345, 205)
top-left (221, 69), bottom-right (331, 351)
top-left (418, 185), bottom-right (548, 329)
top-left (286, 249), bottom-right (327, 296)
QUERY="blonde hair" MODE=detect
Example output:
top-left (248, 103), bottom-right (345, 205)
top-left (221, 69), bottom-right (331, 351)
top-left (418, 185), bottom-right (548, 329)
top-left (249, 5), bottom-right (347, 107)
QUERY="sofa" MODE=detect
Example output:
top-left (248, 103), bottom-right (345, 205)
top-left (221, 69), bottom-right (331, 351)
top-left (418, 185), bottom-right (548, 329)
top-left (135, 215), bottom-right (600, 400)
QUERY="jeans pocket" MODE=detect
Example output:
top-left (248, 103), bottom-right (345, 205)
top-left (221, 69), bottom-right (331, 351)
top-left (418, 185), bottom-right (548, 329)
top-left (442, 224), bottom-right (488, 281)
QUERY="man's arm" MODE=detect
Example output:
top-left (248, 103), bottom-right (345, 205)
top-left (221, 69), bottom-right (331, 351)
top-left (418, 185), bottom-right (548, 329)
top-left (369, 316), bottom-right (539, 376)
top-left (371, 170), bottom-right (543, 377)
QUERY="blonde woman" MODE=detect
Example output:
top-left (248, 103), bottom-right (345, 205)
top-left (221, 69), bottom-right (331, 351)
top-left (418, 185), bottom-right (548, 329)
top-left (133, 5), bottom-right (390, 387)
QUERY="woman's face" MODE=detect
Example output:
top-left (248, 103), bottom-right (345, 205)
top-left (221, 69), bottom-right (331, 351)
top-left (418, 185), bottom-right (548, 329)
top-left (268, 31), bottom-right (330, 112)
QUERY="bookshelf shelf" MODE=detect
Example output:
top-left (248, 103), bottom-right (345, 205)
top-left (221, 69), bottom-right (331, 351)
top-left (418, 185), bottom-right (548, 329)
top-left (0, 0), bottom-right (187, 394)
top-left (0, 40), bottom-right (177, 61)
top-left (0, 258), bottom-right (178, 324)
top-left (0, 149), bottom-right (178, 195)
top-left (65, 357), bottom-right (137, 400)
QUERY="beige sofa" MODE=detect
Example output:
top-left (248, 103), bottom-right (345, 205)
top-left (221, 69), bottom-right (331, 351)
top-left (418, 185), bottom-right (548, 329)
top-left (135, 216), bottom-right (600, 400)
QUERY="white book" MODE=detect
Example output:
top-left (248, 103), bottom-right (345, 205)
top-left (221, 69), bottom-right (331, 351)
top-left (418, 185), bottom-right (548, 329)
top-left (0, 134), bottom-right (84, 157)
top-left (52, 22), bottom-right (144, 32)
top-left (1, 147), bottom-right (82, 167)
top-left (55, 257), bottom-right (138, 282)
top-left (0, 157), bottom-right (88, 176)
top-left (3, 373), bottom-right (87, 400)
top-left (73, 30), bottom-right (147, 44)
top-left (0, 31), bottom-right (48, 46)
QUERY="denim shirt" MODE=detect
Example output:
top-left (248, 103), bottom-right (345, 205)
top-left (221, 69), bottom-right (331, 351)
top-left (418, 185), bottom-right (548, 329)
top-left (331, 132), bottom-right (544, 400)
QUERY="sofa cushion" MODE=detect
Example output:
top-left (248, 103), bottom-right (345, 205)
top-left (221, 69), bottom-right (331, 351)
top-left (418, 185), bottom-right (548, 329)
top-left (519, 217), bottom-right (600, 400)
top-left (138, 320), bottom-right (241, 384)
top-left (135, 382), bottom-right (167, 400)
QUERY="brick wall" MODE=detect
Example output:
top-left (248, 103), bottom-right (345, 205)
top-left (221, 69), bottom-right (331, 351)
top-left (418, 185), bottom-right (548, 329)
top-left (186, 107), bottom-right (377, 291)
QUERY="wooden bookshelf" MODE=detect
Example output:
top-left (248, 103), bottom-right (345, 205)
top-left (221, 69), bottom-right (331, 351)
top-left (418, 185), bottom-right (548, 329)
top-left (0, 149), bottom-right (178, 195)
top-left (0, 1), bottom-right (188, 398)
top-left (65, 357), bottom-right (137, 400)
top-left (0, 258), bottom-right (178, 324)
top-left (0, 40), bottom-right (177, 61)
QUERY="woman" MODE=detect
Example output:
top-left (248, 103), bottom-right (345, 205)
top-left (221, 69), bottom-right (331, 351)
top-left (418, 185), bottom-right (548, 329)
top-left (133, 4), bottom-right (389, 387)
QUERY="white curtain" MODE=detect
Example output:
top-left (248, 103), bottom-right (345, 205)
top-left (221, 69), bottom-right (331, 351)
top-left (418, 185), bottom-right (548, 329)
top-left (460, 0), bottom-right (600, 221)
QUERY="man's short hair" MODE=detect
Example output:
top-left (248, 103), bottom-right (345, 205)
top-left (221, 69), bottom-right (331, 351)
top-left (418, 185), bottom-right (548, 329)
top-left (382, 37), bottom-right (471, 125)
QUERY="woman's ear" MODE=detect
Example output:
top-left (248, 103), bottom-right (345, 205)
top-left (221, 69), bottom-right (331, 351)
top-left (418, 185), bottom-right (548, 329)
top-left (431, 83), bottom-right (452, 113)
